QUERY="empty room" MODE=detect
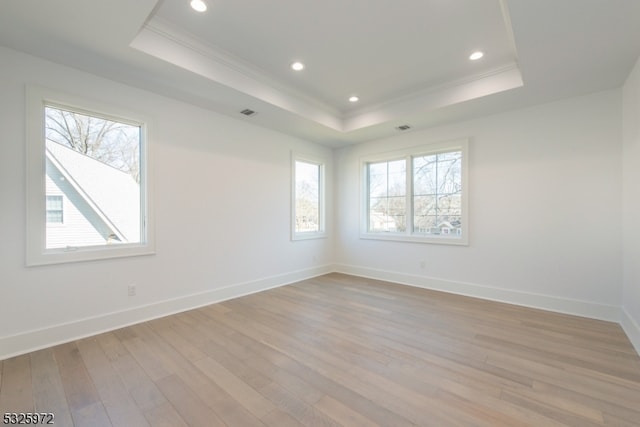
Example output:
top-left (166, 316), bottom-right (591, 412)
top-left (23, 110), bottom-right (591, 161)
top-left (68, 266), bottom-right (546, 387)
top-left (1, 0), bottom-right (640, 426)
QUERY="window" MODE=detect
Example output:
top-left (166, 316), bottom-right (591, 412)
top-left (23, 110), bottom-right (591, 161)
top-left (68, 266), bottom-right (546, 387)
top-left (292, 153), bottom-right (326, 240)
top-left (368, 159), bottom-right (407, 232)
top-left (26, 86), bottom-right (154, 265)
top-left (361, 139), bottom-right (468, 245)
top-left (45, 195), bottom-right (64, 224)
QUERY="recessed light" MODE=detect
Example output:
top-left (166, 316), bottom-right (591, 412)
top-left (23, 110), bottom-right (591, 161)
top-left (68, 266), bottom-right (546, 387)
top-left (291, 62), bottom-right (305, 71)
top-left (349, 96), bottom-right (359, 103)
top-left (469, 51), bottom-right (484, 61)
top-left (190, 0), bottom-right (207, 12)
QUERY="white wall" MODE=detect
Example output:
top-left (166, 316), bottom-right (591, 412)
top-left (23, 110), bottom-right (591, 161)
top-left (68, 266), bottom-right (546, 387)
top-left (334, 90), bottom-right (623, 320)
top-left (0, 46), bottom-right (334, 359)
top-left (1, 43), bottom-right (636, 360)
top-left (622, 56), bottom-right (640, 352)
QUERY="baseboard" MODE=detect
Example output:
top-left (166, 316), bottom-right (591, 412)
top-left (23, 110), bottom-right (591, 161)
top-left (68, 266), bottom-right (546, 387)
top-left (1, 263), bottom-right (629, 361)
top-left (0, 264), bottom-right (333, 361)
top-left (621, 307), bottom-right (640, 356)
top-left (333, 264), bottom-right (621, 322)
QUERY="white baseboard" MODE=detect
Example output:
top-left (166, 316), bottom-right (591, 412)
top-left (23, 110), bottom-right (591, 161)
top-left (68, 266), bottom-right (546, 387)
top-left (333, 264), bottom-right (621, 322)
top-left (0, 265), bottom-right (333, 361)
top-left (621, 307), bottom-right (640, 356)
top-left (2, 264), bottom-right (632, 361)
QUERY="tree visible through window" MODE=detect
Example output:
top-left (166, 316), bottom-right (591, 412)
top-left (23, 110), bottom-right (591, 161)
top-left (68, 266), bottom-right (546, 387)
top-left (46, 106), bottom-right (141, 182)
top-left (413, 151), bottom-right (462, 235)
top-left (295, 160), bottom-right (320, 233)
top-left (292, 155), bottom-right (325, 239)
top-left (362, 139), bottom-right (468, 244)
top-left (368, 159), bottom-right (406, 232)
top-left (27, 86), bottom-right (154, 265)
top-left (44, 105), bottom-right (143, 249)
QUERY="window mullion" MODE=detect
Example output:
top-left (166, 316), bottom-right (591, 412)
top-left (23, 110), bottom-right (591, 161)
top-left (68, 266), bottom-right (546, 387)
top-left (406, 155), bottom-right (412, 236)
top-left (360, 138), bottom-right (467, 245)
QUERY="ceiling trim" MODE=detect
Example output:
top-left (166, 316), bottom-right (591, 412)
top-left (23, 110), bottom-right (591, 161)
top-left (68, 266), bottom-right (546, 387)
top-left (342, 63), bottom-right (523, 130)
top-left (498, 0), bottom-right (520, 65)
top-left (131, 17), bottom-right (344, 130)
top-left (131, 2), bottom-right (524, 135)
top-left (133, 17), bottom-right (524, 135)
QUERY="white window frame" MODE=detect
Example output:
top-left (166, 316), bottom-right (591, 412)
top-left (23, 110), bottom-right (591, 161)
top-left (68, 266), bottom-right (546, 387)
top-left (26, 86), bottom-right (155, 266)
top-left (291, 152), bottom-right (327, 240)
top-left (360, 138), bottom-right (469, 245)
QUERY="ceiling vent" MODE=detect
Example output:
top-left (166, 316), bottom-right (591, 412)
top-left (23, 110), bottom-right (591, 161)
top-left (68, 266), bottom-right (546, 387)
top-left (240, 108), bottom-right (257, 117)
top-left (396, 124), bottom-right (411, 131)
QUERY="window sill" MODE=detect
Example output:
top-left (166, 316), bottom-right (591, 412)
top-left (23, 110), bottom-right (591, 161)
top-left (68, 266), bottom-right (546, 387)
top-left (26, 243), bottom-right (155, 266)
top-left (292, 232), bottom-right (328, 241)
top-left (359, 232), bottom-right (468, 246)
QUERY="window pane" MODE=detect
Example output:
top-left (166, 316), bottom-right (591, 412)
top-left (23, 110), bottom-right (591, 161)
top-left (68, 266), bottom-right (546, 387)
top-left (46, 195), bottom-right (63, 224)
top-left (387, 159), bottom-right (406, 196)
top-left (436, 151), bottom-right (462, 195)
top-left (295, 160), bottom-right (320, 233)
top-left (361, 140), bottom-right (467, 244)
top-left (46, 195), bottom-right (63, 210)
top-left (367, 159), bottom-right (406, 232)
top-left (368, 162), bottom-right (389, 198)
top-left (44, 106), bottom-right (142, 249)
top-left (413, 154), bottom-right (437, 195)
top-left (413, 151), bottom-right (462, 235)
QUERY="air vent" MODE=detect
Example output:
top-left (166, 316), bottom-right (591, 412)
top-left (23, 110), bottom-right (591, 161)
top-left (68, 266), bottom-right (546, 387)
top-left (240, 109), bottom-right (257, 117)
top-left (396, 124), bottom-right (411, 131)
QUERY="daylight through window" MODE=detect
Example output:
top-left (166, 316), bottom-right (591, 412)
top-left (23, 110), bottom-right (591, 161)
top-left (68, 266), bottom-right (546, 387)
top-left (26, 86), bottom-right (154, 265)
top-left (44, 105), bottom-right (142, 249)
top-left (292, 155), bottom-right (326, 240)
top-left (362, 139), bottom-right (468, 245)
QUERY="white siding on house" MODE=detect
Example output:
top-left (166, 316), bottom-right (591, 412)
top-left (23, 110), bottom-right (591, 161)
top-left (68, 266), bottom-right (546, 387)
top-left (45, 159), bottom-right (113, 248)
top-left (45, 140), bottom-right (141, 244)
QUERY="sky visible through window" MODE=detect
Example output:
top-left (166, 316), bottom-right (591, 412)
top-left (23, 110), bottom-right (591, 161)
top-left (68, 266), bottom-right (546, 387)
top-left (366, 150), bottom-right (463, 237)
top-left (44, 105), bottom-right (142, 249)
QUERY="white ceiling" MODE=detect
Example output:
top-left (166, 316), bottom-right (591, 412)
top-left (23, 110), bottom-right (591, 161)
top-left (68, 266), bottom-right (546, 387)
top-left (1, 0), bottom-right (639, 147)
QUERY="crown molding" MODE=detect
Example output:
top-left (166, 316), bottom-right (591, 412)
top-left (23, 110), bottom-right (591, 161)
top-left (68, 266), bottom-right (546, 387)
top-left (342, 63), bottom-right (523, 132)
top-left (132, 17), bottom-right (344, 130)
top-left (132, 15), bottom-right (523, 134)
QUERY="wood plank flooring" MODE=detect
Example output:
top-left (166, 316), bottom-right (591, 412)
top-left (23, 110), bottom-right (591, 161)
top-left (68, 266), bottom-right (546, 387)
top-left (1, 273), bottom-right (640, 426)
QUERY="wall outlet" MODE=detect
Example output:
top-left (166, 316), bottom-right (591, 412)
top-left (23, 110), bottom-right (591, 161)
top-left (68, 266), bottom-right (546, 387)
top-left (128, 284), bottom-right (137, 297)
top-left (419, 260), bottom-right (427, 270)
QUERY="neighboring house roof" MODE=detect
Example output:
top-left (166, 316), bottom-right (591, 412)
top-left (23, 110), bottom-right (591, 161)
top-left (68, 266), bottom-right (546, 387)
top-left (437, 221), bottom-right (459, 229)
top-left (45, 140), bottom-right (140, 242)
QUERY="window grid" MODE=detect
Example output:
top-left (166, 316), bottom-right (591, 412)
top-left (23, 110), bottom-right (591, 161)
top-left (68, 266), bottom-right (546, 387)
top-left (362, 139), bottom-right (467, 245)
top-left (46, 195), bottom-right (63, 224)
top-left (367, 159), bottom-right (406, 233)
top-left (412, 151), bottom-right (463, 236)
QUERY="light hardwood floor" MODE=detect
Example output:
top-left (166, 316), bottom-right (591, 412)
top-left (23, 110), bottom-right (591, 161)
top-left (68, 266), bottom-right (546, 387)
top-left (1, 273), bottom-right (640, 426)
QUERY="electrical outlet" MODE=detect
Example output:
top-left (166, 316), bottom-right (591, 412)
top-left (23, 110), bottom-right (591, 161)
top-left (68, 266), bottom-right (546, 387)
top-left (128, 284), bottom-right (137, 297)
top-left (419, 260), bottom-right (427, 270)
